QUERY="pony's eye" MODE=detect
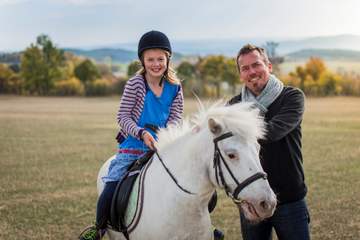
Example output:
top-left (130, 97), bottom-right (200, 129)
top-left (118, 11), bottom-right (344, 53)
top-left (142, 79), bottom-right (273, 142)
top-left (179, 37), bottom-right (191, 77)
top-left (224, 149), bottom-right (238, 160)
top-left (227, 153), bottom-right (238, 160)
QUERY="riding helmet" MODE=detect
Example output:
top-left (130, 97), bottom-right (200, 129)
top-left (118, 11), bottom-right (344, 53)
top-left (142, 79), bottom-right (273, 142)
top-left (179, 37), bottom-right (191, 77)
top-left (137, 30), bottom-right (172, 58)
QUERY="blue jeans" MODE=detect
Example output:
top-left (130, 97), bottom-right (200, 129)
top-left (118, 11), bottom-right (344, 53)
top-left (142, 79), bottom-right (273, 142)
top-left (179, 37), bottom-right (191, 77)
top-left (240, 198), bottom-right (310, 240)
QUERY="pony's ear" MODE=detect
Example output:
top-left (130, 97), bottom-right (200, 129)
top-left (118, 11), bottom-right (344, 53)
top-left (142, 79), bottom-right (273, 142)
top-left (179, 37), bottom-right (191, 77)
top-left (208, 118), bottom-right (222, 135)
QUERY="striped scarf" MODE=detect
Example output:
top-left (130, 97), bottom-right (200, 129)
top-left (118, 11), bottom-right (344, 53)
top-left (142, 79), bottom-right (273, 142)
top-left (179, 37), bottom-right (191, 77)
top-left (241, 74), bottom-right (284, 114)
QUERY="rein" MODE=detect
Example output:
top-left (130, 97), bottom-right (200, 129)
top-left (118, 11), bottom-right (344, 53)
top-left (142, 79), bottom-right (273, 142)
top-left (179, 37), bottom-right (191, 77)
top-left (144, 123), bottom-right (195, 195)
top-left (213, 131), bottom-right (267, 204)
top-left (153, 146), bottom-right (195, 195)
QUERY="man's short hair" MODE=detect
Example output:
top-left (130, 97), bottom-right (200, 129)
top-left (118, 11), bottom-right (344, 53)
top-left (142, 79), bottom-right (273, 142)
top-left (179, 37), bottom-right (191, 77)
top-left (236, 44), bottom-right (270, 72)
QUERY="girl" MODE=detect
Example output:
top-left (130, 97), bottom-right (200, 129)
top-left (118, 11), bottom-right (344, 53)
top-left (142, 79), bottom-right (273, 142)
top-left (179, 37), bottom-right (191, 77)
top-left (79, 30), bottom-right (183, 240)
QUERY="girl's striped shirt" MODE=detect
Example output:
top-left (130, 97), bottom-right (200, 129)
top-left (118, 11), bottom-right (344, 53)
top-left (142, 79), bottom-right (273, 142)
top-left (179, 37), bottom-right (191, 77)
top-left (116, 75), bottom-right (183, 142)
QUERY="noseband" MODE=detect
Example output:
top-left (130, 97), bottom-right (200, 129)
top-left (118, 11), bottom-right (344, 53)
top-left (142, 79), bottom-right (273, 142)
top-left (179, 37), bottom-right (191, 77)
top-left (213, 132), bottom-right (267, 204)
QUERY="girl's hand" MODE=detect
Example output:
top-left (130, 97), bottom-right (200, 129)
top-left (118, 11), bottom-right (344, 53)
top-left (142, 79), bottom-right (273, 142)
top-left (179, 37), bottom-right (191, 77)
top-left (142, 131), bottom-right (156, 150)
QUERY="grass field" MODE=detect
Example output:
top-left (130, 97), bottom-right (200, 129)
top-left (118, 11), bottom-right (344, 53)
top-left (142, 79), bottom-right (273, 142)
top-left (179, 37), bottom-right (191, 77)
top-left (0, 96), bottom-right (359, 240)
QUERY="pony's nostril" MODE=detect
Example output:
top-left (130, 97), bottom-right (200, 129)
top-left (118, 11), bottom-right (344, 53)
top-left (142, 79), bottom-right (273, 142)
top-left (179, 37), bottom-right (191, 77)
top-left (260, 200), bottom-right (271, 210)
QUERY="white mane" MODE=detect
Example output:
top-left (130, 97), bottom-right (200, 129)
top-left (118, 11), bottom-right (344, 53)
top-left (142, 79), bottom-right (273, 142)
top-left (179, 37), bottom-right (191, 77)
top-left (156, 100), bottom-right (265, 149)
top-left (156, 117), bottom-right (193, 149)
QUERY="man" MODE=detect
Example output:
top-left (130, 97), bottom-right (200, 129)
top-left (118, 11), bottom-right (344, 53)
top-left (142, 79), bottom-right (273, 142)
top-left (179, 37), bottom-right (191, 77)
top-left (228, 44), bottom-right (310, 240)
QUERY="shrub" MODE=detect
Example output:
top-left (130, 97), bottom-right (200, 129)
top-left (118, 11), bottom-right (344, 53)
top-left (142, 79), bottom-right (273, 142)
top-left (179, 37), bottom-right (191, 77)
top-left (318, 72), bottom-right (342, 96)
top-left (303, 75), bottom-right (321, 96)
top-left (339, 73), bottom-right (360, 96)
top-left (0, 64), bottom-right (24, 94)
top-left (53, 77), bottom-right (84, 96)
top-left (85, 78), bottom-right (111, 96)
top-left (6, 75), bottom-right (24, 94)
top-left (281, 74), bottom-right (301, 88)
top-left (111, 77), bottom-right (128, 95)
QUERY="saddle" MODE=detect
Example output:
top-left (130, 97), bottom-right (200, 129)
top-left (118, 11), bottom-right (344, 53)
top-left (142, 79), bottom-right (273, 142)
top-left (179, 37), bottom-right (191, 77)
top-left (110, 150), bottom-right (154, 239)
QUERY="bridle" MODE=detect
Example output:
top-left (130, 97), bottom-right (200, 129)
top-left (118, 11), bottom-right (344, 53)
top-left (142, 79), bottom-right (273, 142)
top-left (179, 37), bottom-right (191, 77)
top-left (153, 129), bottom-right (267, 201)
top-left (213, 131), bottom-right (267, 204)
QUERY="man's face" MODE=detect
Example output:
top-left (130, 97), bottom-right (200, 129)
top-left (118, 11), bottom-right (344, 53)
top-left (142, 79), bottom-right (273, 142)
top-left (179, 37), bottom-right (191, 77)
top-left (237, 50), bottom-right (272, 96)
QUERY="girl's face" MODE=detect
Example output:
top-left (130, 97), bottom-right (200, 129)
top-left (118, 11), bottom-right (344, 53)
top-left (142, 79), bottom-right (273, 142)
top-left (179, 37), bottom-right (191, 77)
top-left (142, 49), bottom-right (168, 80)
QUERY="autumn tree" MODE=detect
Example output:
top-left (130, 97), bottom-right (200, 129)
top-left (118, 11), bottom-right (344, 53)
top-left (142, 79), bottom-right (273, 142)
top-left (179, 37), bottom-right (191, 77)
top-left (127, 60), bottom-right (142, 77)
top-left (197, 55), bottom-right (238, 97)
top-left (21, 34), bottom-right (65, 95)
top-left (288, 57), bottom-right (343, 96)
top-left (176, 61), bottom-right (198, 96)
top-left (198, 56), bottom-right (224, 97)
top-left (290, 66), bottom-right (307, 90)
top-left (0, 64), bottom-right (14, 93)
top-left (222, 58), bottom-right (239, 94)
top-left (305, 57), bottom-right (326, 81)
top-left (74, 59), bottom-right (100, 84)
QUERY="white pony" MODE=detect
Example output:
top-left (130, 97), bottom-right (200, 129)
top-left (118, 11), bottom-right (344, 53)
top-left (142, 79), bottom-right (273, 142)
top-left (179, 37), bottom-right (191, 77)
top-left (97, 102), bottom-right (277, 240)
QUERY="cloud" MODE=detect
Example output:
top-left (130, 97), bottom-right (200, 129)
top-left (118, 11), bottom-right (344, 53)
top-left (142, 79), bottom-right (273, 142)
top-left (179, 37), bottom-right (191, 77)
top-left (55, 0), bottom-right (120, 6)
top-left (0, 0), bottom-right (29, 6)
top-left (0, 0), bottom-right (121, 6)
top-left (1, 0), bottom-right (360, 51)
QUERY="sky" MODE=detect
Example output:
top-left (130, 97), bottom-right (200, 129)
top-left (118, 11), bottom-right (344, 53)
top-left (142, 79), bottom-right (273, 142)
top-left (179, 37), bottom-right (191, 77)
top-left (1, 0), bottom-right (360, 51)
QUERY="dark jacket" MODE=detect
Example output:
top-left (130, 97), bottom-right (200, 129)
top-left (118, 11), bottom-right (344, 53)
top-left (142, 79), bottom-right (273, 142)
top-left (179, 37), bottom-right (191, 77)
top-left (229, 86), bottom-right (307, 204)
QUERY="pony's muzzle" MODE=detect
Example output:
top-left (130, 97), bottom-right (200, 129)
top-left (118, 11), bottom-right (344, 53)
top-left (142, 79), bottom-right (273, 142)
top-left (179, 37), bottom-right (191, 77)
top-left (259, 198), bottom-right (276, 213)
top-left (257, 195), bottom-right (277, 218)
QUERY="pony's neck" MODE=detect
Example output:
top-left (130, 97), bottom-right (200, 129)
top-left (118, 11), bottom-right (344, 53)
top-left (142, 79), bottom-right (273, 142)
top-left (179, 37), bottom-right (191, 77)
top-left (158, 129), bottom-right (216, 197)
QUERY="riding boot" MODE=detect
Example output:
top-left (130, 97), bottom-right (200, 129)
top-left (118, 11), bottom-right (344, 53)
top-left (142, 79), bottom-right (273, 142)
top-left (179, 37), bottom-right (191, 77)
top-left (78, 225), bottom-right (106, 240)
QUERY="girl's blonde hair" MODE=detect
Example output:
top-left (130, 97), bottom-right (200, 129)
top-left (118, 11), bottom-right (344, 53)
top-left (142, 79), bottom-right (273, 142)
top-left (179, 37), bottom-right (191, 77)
top-left (136, 50), bottom-right (181, 85)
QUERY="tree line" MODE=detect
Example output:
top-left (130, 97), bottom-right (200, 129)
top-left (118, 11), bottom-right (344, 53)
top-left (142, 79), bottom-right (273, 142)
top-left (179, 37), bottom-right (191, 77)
top-left (1, 35), bottom-right (359, 97)
top-left (284, 57), bottom-right (360, 96)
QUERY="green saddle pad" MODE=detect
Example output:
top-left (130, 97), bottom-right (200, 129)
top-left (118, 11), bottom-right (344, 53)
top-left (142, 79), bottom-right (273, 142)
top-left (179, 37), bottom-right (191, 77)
top-left (124, 174), bottom-right (140, 226)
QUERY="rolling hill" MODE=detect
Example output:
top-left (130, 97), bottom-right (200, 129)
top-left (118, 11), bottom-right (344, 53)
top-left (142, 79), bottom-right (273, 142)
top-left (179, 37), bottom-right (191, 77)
top-left (2, 35), bottom-right (360, 65)
top-left (285, 49), bottom-right (360, 61)
top-left (63, 48), bottom-right (184, 64)
top-left (63, 48), bottom-right (137, 63)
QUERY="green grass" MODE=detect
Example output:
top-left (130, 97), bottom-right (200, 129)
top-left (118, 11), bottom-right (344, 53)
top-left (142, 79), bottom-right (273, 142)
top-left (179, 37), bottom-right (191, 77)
top-left (0, 96), bottom-right (359, 239)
